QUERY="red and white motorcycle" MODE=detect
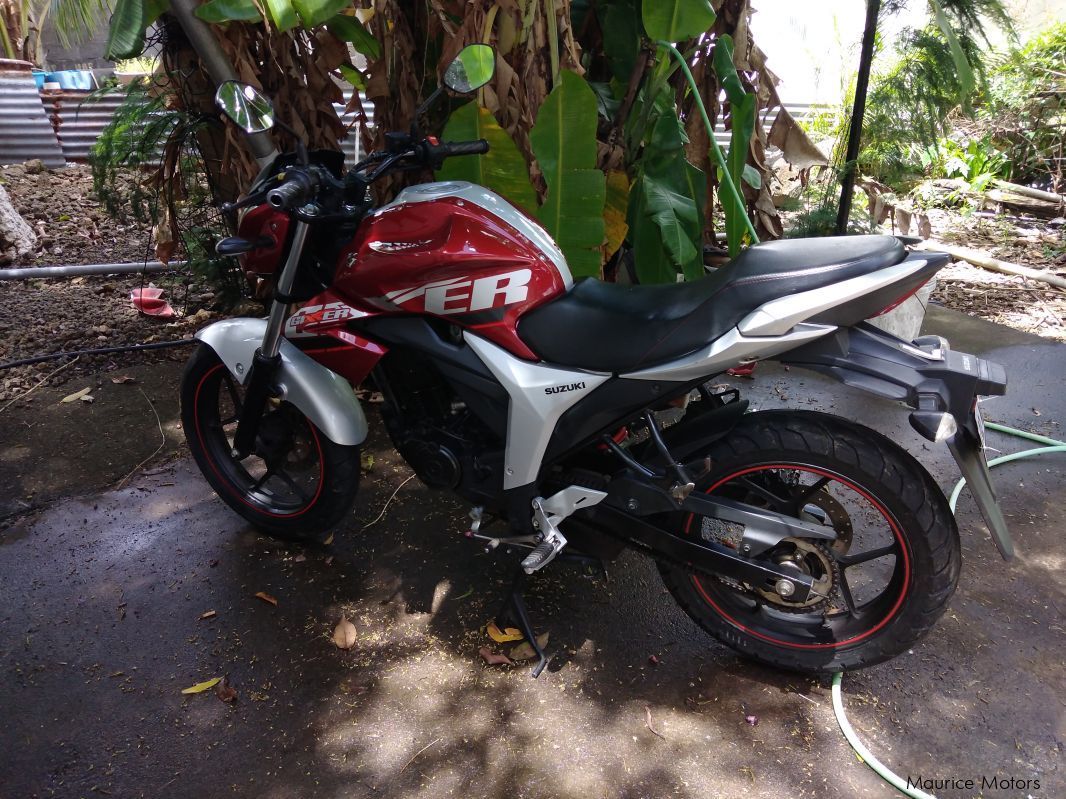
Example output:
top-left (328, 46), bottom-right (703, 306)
top-left (183, 46), bottom-right (1010, 676)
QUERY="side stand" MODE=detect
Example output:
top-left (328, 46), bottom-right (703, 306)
top-left (495, 552), bottom-right (606, 679)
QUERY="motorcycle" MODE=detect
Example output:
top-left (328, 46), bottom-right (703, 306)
top-left (182, 44), bottom-right (1010, 677)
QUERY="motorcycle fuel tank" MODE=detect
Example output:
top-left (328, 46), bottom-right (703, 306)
top-left (333, 181), bottom-right (573, 359)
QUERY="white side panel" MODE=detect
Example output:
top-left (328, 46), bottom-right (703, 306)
top-left (379, 181), bottom-right (573, 287)
top-left (737, 259), bottom-right (930, 337)
top-left (464, 334), bottom-right (610, 489)
top-left (621, 323), bottom-right (837, 382)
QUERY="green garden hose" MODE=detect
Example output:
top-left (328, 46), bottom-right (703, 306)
top-left (832, 421), bottom-right (1065, 798)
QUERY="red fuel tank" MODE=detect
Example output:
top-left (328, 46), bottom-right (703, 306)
top-left (333, 181), bottom-right (573, 359)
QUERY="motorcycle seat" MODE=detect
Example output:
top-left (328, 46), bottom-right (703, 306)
top-left (517, 235), bottom-right (907, 374)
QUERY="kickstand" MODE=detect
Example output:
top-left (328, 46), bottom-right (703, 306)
top-left (497, 568), bottom-right (550, 678)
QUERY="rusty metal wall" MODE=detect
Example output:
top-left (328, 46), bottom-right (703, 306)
top-left (49, 91), bottom-right (127, 163)
top-left (0, 60), bottom-right (66, 169)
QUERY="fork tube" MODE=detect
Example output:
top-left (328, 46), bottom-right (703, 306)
top-left (261, 220), bottom-right (310, 357)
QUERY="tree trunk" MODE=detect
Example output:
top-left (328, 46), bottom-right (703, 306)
top-left (0, 183), bottom-right (37, 265)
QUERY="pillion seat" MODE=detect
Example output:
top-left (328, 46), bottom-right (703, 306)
top-left (517, 235), bottom-right (908, 374)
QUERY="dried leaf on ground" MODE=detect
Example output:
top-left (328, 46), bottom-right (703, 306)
top-left (79, 394), bottom-right (94, 404)
top-left (215, 675), bottom-right (238, 703)
top-left (111, 375), bottom-right (136, 384)
top-left (254, 591), bottom-right (278, 606)
top-left (60, 387), bottom-right (91, 403)
top-left (360, 453), bottom-right (375, 471)
top-left (508, 632), bottom-right (550, 661)
top-left (486, 621), bottom-right (523, 643)
top-left (332, 616), bottom-right (358, 650)
top-left (181, 677), bottom-right (221, 695)
top-left (745, 713), bottom-right (759, 726)
top-left (479, 646), bottom-right (513, 666)
top-left (645, 705), bottom-right (666, 740)
top-left (199, 610), bottom-right (216, 620)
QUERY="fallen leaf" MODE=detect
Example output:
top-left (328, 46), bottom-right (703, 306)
top-left (254, 591), bottom-right (278, 606)
top-left (181, 677), bottom-right (221, 694)
top-left (508, 632), bottom-right (550, 662)
top-left (111, 376), bottom-right (136, 384)
top-left (1033, 408), bottom-right (1042, 416)
top-left (199, 610), bottom-right (216, 620)
top-left (648, 654), bottom-right (660, 666)
top-left (79, 394), bottom-right (94, 404)
top-left (332, 616), bottom-right (358, 650)
top-left (745, 714), bottom-right (759, 726)
top-left (322, 533), bottom-right (335, 546)
top-left (293, 554), bottom-right (307, 563)
top-left (487, 621), bottom-right (524, 643)
top-left (645, 705), bottom-right (666, 740)
top-left (479, 646), bottom-right (513, 666)
top-left (60, 387), bottom-right (91, 403)
top-left (215, 675), bottom-right (238, 703)
top-left (360, 452), bottom-right (375, 471)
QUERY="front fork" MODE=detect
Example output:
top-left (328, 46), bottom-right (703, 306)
top-left (231, 220), bottom-right (311, 458)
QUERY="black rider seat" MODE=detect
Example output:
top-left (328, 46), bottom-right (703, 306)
top-left (517, 235), bottom-right (908, 374)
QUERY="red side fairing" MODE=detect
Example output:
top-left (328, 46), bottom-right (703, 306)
top-left (331, 196), bottom-right (567, 359)
top-left (237, 205), bottom-right (290, 276)
top-left (285, 289), bottom-right (386, 386)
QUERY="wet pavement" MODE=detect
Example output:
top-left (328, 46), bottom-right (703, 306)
top-left (1, 307), bottom-right (1063, 799)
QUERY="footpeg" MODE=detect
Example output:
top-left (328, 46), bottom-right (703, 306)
top-left (522, 497), bottom-right (569, 573)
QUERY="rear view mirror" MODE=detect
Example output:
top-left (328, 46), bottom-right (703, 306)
top-left (215, 81), bottom-right (275, 134)
top-left (443, 44), bottom-right (496, 94)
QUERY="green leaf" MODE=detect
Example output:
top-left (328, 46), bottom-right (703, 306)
top-left (436, 103), bottom-right (537, 214)
top-left (930, 0), bottom-right (975, 108)
top-left (601, 0), bottom-right (640, 81)
top-left (741, 163), bottom-right (761, 189)
top-left (196, 0), bottom-right (261, 24)
top-left (339, 63), bottom-right (366, 91)
top-left (642, 0), bottom-right (715, 44)
top-left (530, 70), bottom-right (606, 278)
top-left (326, 14), bottom-right (381, 59)
top-left (293, 0), bottom-right (351, 27)
top-left (105, 0), bottom-right (146, 61)
top-left (711, 34), bottom-right (756, 258)
top-left (264, 0), bottom-right (299, 32)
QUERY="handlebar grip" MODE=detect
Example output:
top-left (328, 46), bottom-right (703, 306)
top-left (266, 171), bottom-right (317, 210)
top-left (443, 139), bottom-right (490, 156)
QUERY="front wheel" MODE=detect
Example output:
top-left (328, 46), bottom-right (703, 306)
top-left (180, 344), bottom-right (361, 542)
top-left (659, 410), bottom-right (960, 674)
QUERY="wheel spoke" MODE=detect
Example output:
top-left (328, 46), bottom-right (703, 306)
top-left (251, 466), bottom-right (276, 492)
top-left (837, 543), bottom-right (897, 568)
top-left (837, 572), bottom-right (860, 617)
top-left (736, 477), bottom-right (790, 509)
top-left (792, 476), bottom-right (831, 513)
top-left (275, 468), bottom-right (311, 503)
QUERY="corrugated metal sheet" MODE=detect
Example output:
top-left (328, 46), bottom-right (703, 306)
top-left (50, 90), bottom-right (127, 163)
top-left (0, 61), bottom-right (66, 169)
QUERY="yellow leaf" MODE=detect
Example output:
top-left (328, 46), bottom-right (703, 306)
top-left (487, 621), bottom-right (523, 643)
top-left (603, 170), bottom-right (631, 259)
top-left (181, 677), bottom-right (221, 694)
top-left (509, 632), bottom-right (550, 661)
top-left (360, 453), bottom-right (375, 472)
top-left (60, 387), bottom-right (91, 403)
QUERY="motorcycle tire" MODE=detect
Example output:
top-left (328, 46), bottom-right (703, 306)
top-left (659, 409), bottom-right (960, 674)
top-left (181, 344), bottom-right (361, 542)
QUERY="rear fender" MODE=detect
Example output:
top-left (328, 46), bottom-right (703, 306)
top-left (195, 318), bottom-right (368, 446)
top-left (778, 322), bottom-right (1012, 558)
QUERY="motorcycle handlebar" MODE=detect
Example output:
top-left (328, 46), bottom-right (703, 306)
top-left (266, 169), bottom-right (318, 210)
top-left (427, 139), bottom-right (490, 159)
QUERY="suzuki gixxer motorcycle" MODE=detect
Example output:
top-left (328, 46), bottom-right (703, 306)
top-left (182, 46), bottom-right (1011, 677)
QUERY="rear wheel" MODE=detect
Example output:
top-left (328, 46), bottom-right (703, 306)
top-left (181, 344), bottom-right (360, 542)
top-left (659, 410), bottom-right (960, 673)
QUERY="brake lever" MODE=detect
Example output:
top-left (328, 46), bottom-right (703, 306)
top-left (220, 189), bottom-right (269, 214)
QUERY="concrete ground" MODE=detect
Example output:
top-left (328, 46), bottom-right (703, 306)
top-left (1, 307), bottom-right (1063, 799)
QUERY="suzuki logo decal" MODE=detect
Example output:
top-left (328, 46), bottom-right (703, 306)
top-left (384, 268), bottom-right (532, 315)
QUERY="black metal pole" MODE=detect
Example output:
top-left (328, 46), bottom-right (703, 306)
top-left (835, 0), bottom-right (882, 235)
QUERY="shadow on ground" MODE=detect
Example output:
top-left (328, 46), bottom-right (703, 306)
top-left (0, 308), bottom-right (1063, 799)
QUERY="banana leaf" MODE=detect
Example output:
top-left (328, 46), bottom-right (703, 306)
top-left (530, 70), bottom-right (606, 278)
top-left (196, 0), bottom-right (260, 24)
top-left (105, 0), bottom-right (147, 60)
top-left (436, 103), bottom-right (537, 214)
top-left (292, 0), bottom-right (351, 28)
top-left (327, 15), bottom-right (381, 59)
top-left (263, 0), bottom-right (298, 32)
top-left (642, 0), bottom-right (715, 43)
top-left (712, 34), bottom-right (755, 258)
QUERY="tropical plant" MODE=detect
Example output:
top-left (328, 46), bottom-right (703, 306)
top-left (106, 0), bottom-right (827, 282)
top-left (0, 0), bottom-right (111, 64)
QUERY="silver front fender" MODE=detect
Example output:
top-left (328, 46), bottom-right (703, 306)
top-left (195, 318), bottom-right (368, 446)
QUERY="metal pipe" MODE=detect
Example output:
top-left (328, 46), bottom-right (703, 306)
top-left (835, 0), bottom-right (882, 236)
top-left (0, 261), bottom-right (188, 280)
top-left (166, 0), bottom-right (278, 167)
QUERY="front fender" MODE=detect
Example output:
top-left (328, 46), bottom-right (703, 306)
top-left (195, 318), bottom-right (368, 446)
